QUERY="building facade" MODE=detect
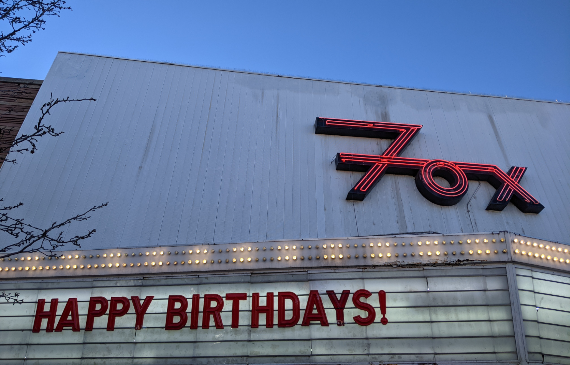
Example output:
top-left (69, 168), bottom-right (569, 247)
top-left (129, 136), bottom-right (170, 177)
top-left (0, 52), bottom-right (569, 364)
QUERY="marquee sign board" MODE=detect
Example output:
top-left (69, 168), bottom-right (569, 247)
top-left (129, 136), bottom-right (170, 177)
top-left (315, 117), bottom-right (544, 213)
top-left (0, 267), bottom-right (520, 363)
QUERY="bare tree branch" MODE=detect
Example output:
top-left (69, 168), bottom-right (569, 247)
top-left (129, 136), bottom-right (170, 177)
top-left (0, 94), bottom-right (106, 260)
top-left (0, 0), bottom-right (70, 56)
top-left (0, 93), bottom-right (95, 164)
top-left (0, 291), bottom-right (24, 304)
top-left (0, 200), bottom-right (108, 259)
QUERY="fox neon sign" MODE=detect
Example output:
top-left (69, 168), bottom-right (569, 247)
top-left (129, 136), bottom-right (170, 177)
top-left (315, 117), bottom-right (544, 214)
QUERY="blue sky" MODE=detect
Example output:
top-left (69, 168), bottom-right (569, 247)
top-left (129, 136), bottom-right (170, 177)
top-left (1, 0), bottom-right (569, 102)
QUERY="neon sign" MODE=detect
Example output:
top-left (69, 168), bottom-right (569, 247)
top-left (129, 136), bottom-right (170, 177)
top-left (315, 117), bottom-right (544, 213)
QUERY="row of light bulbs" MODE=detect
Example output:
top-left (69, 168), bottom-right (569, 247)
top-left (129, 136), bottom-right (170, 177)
top-left (0, 237), bottom-right (509, 264)
top-left (0, 248), bottom-right (510, 274)
top-left (513, 239), bottom-right (568, 254)
top-left (2, 236), bottom-right (567, 275)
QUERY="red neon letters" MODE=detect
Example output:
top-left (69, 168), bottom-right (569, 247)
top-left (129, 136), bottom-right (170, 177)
top-left (32, 290), bottom-right (388, 332)
top-left (315, 117), bottom-right (544, 213)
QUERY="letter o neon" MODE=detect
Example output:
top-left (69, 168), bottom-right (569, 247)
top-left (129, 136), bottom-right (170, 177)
top-left (415, 159), bottom-right (468, 206)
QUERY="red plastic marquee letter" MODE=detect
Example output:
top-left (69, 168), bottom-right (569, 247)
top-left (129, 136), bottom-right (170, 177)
top-left (278, 291), bottom-right (300, 328)
top-left (165, 295), bottom-right (188, 330)
top-left (131, 296), bottom-right (154, 330)
top-left (85, 297), bottom-right (108, 331)
top-left (226, 293), bottom-right (247, 328)
top-left (202, 294), bottom-right (224, 329)
top-left (32, 298), bottom-right (58, 333)
top-left (302, 290), bottom-right (329, 326)
top-left (55, 298), bottom-right (80, 332)
top-left (352, 289), bottom-right (376, 326)
top-left (107, 297), bottom-right (131, 331)
top-left (251, 292), bottom-right (274, 328)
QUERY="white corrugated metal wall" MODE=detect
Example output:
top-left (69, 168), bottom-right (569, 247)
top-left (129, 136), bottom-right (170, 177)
top-left (0, 52), bottom-right (569, 251)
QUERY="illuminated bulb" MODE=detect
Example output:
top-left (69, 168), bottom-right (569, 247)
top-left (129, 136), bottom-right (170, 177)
top-left (35, 257), bottom-right (39, 261)
top-left (515, 249), bottom-right (520, 254)
top-left (247, 257), bottom-right (251, 262)
top-left (240, 258), bottom-right (244, 263)
top-left (483, 239), bottom-right (488, 243)
top-left (122, 263), bottom-right (126, 267)
top-left (32, 266), bottom-right (36, 271)
top-left (278, 246), bottom-right (282, 250)
top-left (103, 254), bottom-right (107, 258)
top-left (66, 265), bottom-right (70, 269)
top-left (514, 239), bottom-right (519, 243)
top-left (477, 250), bottom-right (482, 254)
top-left (552, 246), bottom-right (557, 251)
top-left (533, 243), bottom-right (538, 247)
top-left (370, 243), bottom-right (373, 247)
top-left (87, 265), bottom-right (91, 269)
top-left (110, 253), bottom-right (114, 258)
top-left (521, 251), bottom-right (526, 255)
top-left (418, 242), bottom-right (422, 246)
top-left (564, 249), bottom-right (569, 253)
top-left (160, 251), bottom-right (164, 255)
top-left (436, 251), bottom-right (440, 256)
top-left (152, 252), bottom-right (156, 256)
top-left (540, 254), bottom-right (545, 259)
top-left (338, 254), bottom-right (343, 259)
top-left (146, 252), bottom-right (149, 256)
top-left (75, 255), bottom-right (79, 259)
top-left (233, 248), bottom-right (237, 252)
top-left (427, 252), bottom-right (432, 256)
top-left (196, 260), bottom-right (200, 264)
top-left (426, 241), bottom-right (430, 245)
top-left (546, 245), bottom-right (550, 249)
top-left (202, 259), bottom-right (206, 264)
top-left (527, 252), bottom-right (532, 256)
top-left (330, 244), bottom-right (335, 248)
top-left (293, 246), bottom-right (297, 249)
top-left (486, 250), bottom-right (491, 254)
top-left (469, 250), bottom-right (474, 255)
top-left (419, 252), bottom-right (423, 256)
top-left (370, 254), bottom-right (375, 258)
top-left (232, 258), bottom-right (236, 263)
top-left (386, 253), bottom-right (391, 258)
top-left (554, 257), bottom-right (558, 261)
top-left (558, 248), bottom-right (563, 252)
top-left (285, 256), bottom-right (290, 260)
top-left (115, 263), bottom-right (119, 267)
top-left (68, 255), bottom-right (72, 259)
top-left (158, 262), bottom-right (162, 266)
top-left (526, 242), bottom-right (531, 246)
top-left (475, 239), bottom-right (479, 243)
top-left (547, 256), bottom-right (551, 260)
top-left (278, 257), bottom-right (282, 261)
top-left (534, 253), bottom-right (539, 258)
top-left (467, 239), bottom-right (471, 244)
top-left (240, 247), bottom-right (244, 252)
top-left (25, 267), bottom-right (29, 271)
top-left (539, 244), bottom-right (544, 248)
top-left (248, 247), bottom-right (252, 251)
top-left (434, 241), bottom-right (438, 245)
top-left (285, 246), bottom-right (289, 250)
top-left (521, 240), bottom-right (525, 244)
